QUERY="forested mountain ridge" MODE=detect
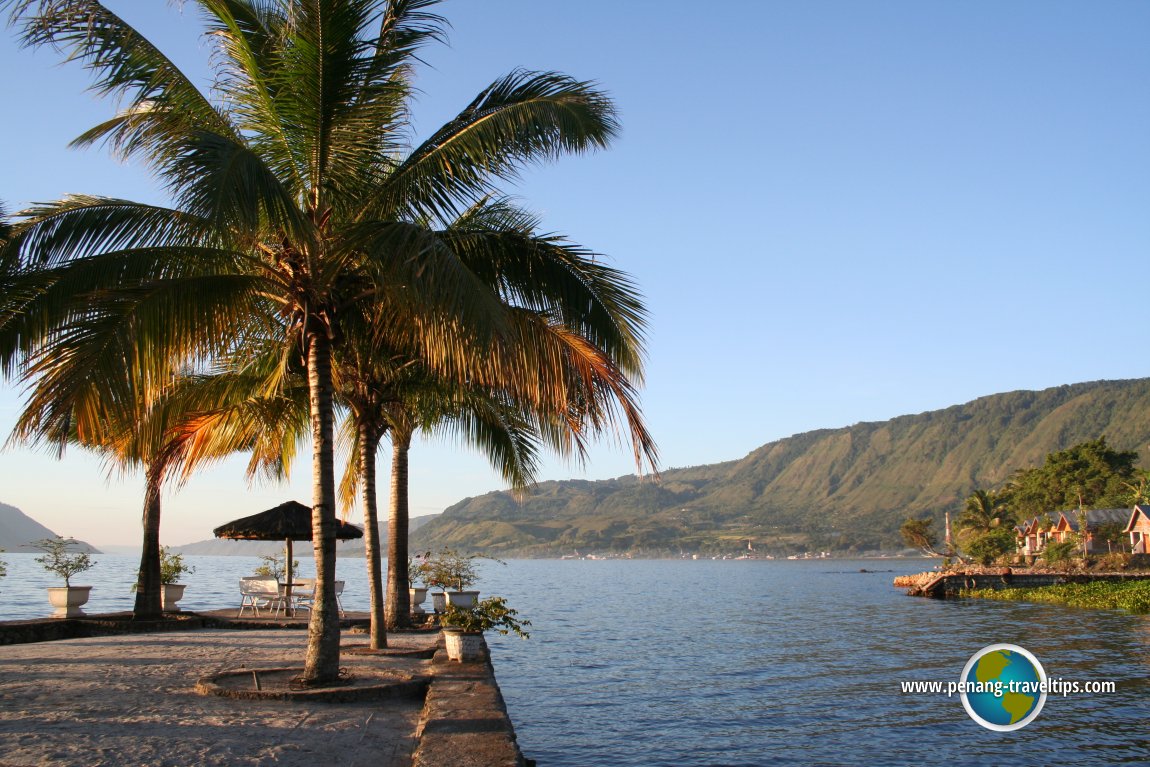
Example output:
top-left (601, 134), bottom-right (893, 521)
top-left (412, 379), bottom-right (1150, 556)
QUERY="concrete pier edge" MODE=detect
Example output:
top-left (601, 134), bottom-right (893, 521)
top-left (413, 636), bottom-right (530, 767)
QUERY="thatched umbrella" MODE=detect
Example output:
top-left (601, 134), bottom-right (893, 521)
top-left (213, 500), bottom-right (363, 611)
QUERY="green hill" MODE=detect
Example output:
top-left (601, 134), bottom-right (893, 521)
top-left (412, 379), bottom-right (1150, 556)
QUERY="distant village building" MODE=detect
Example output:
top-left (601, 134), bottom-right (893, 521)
top-left (1015, 516), bottom-right (1047, 557)
top-left (1015, 508), bottom-right (1134, 556)
top-left (1124, 505), bottom-right (1150, 554)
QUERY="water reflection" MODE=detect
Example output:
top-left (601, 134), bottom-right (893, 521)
top-left (1, 556), bottom-right (1147, 765)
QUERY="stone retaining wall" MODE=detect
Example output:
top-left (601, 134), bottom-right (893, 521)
top-left (413, 637), bottom-right (529, 767)
top-left (929, 572), bottom-right (1150, 597)
top-left (0, 613), bottom-right (206, 645)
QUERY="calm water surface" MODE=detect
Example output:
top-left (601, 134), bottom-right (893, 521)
top-left (1, 555), bottom-right (1148, 766)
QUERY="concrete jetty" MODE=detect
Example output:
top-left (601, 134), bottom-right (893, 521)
top-left (0, 614), bottom-right (529, 766)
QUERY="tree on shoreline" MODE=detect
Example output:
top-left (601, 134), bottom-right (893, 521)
top-left (900, 516), bottom-right (967, 562)
top-left (2, 0), bottom-right (647, 683)
top-left (1002, 437), bottom-right (1138, 518)
top-left (957, 489), bottom-right (1014, 542)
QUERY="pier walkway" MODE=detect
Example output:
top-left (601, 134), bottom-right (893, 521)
top-left (0, 618), bottom-right (528, 766)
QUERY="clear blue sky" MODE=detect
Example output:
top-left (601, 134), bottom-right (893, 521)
top-left (2, 0), bottom-right (1147, 546)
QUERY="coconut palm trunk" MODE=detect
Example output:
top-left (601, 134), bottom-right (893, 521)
top-left (304, 329), bottom-right (341, 682)
top-left (133, 461), bottom-right (165, 619)
top-left (386, 426), bottom-right (413, 629)
top-left (358, 420), bottom-right (387, 649)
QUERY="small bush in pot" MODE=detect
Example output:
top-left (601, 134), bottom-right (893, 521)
top-left (416, 549), bottom-right (505, 610)
top-left (416, 548), bottom-right (480, 591)
top-left (441, 597), bottom-right (531, 636)
top-left (34, 536), bottom-right (96, 618)
top-left (440, 596), bottom-right (530, 661)
top-left (160, 547), bottom-right (194, 585)
top-left (35, 536), bottom-right (96, 587)
top-left (159, 547), bottom-right (195, 612)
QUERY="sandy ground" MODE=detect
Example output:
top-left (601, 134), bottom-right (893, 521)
top-left (0, 629), bottom-right (436, 767)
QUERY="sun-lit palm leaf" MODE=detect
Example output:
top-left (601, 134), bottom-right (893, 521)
top-left (6, 197), bottom-right (217, 267)
top-left (442, 198), bottom-right (647, 375)
top-left (7, 0), bottom-right (236, 159)
top-left (371, 69), bottom-right (619, 222)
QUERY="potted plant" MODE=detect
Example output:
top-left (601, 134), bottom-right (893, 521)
top-left (440, 596), bottom-right (531, 662)
top-left (252, 553), bottom-right (298, 581)
top-left (34, 536), bottom-right (96, 618)
top-left (408, 555), bottom-right (430, 614)
top-left (417, 548), bottom-right (483, 611)
top-left (159, 547), bottom-right (195, 612)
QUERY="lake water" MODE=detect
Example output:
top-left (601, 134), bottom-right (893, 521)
top-left (2, 555), bottom-right (1148, 766)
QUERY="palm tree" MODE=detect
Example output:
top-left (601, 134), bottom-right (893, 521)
top-left (6, 328), bottom-right (301, 619)
top-left (3, 0), bottom-right (628, 683)
top-left (8, 370), bottom-right (184, 619)
top-left (337, 197), bottom-right (656, 642)
top-left (339, 359), bottom-right (540, 645)
top-left (957, 489), bottom-right (1012, 543)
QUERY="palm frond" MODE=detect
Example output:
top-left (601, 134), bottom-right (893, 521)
top-left (7, 197), bottom-right (216, 267)
top-left (372, 69), bottom-right (619, 222)
top-left (7, 0), bottom-right (237, 161)
top-left (442, 198), bottom-right (648, 377)
top-left (164, 131), bottom-right (312, 240)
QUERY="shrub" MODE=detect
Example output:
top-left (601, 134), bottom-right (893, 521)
top-left (413, 549), bottom-right (503, 590)
top-left (253, 554), bottom-right (299, 581)
top-left (441, 596), bottom-right (531, 638)
top-left (965, 528), bottom-right (1016, 566)
top-left (34, 537), bottom-right (96, 587)
top-left (160, 547), bottom-right (194, 584)
top-left (1043, 540), bottom-right (1080, 570)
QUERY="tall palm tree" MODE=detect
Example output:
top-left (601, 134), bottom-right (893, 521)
top-left (2, 0), bottom-right (627, 683)
top-left (339, 359), bottom-right (541, 646)
top-left (8, 366), bottom-right (184, 619)
top-left (337, 198), bottom-right (656, 642)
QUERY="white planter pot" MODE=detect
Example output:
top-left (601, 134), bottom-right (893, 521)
top-left (430, 591), bottom-right (446, 613)
top-left (162, 584), bottom-right (187, 612)
top-left (442, 628), bottom-right (486, 662)
top-left (409, 587), bottom-right (428, 614)
top-left (445, 590), bottom-right (480, 609)
top-left (47, 586), bottom-right (92, 618)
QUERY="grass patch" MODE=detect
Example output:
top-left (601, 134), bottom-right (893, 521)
top-left (961, 581), bottom-right (1150, 614)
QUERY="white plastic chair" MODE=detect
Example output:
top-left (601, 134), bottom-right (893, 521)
top-left (238, 577), bottom-right (283, 617)
top-left (291, 579), bottom-right (345, 617)
top-left (288, 578), bottom-right (316, 614)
